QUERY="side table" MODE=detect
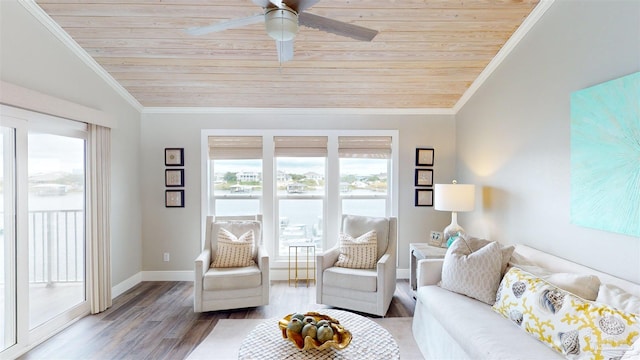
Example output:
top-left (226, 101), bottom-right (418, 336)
top-left (288, 241), bottom-right (316, 287)
top-left (409, 243), bottom-right (447, 295)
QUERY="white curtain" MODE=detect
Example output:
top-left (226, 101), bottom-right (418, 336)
top-left (88, 124), bottom-right (112, 314)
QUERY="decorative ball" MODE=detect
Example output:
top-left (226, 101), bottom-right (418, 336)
top-left (316, 323), bottom-right (334, 343)
top-left (316, 319), bottom-right (330, 328)
top-left (301, 323), bottom-right (317, 339)
top-left (302, 316), bottom-right (317, 325)
top-left (287, 318), bottom-right (303, 333)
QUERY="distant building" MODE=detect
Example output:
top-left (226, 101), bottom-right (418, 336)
top-left (236, 171), bottom-right (261, 182)
top-left (304, 172), bottom-right (324, 181)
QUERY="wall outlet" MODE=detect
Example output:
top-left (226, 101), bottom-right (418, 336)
top-left (429, 231), bottom-right (443, 245)
top-left (163, 252), bottom-right (170, 262)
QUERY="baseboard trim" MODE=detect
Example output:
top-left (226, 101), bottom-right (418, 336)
top-left (110, 268), bottom-right (409, 298)
top-left (112, 272), bottom-right (142, 299)
top-left (141, 270), bottom-right (194, 281)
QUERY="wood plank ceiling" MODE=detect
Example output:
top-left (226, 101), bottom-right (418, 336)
top-left (34, 0), bottom-right (540, 109)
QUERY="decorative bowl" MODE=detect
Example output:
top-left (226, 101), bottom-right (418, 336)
top-left (278, 311), bottom-right (352, 351)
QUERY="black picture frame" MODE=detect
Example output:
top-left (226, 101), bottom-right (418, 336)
top-left (165, 190), bottom-right (185, 208)
top-left (415, 148), bottom-right (434, 166)
top-left (415, 189), bottom-right (434, 207)
top-left (165, 169), bottom-right (184, 187)
top-left (415, 169), bottom-right (433, 187)
top-left (165, 148), bottom-right (184, 166)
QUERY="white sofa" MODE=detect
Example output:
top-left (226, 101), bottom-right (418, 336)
top-left (412, 244), bottom-right (640, 360)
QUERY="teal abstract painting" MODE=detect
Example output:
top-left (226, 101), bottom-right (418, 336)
top-left (570, 72), bottom-right (640, 237)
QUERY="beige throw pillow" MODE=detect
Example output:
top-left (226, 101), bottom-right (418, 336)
top-left (440, 238), bottom-right (503, 305)
top-left (335, 230), bottom-right (377, 269)
top-left (461, 234), bottom-right (515, 275)
top-left (211, 228), bottom-right (255, 268)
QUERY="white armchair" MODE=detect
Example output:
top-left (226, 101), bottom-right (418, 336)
top-left (316, 215), bottom-right (397, 317)
top-left (194, 215), bottom-right (269, 312)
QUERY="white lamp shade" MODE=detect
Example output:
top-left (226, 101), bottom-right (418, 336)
top-left (434, 183), bottom-right (476, 212)
top-left (265, 8), bottom-right (299, 41)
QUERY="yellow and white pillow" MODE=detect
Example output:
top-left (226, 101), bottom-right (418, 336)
top-left (335, 230), bottom-right (377, 269)
top-left (493, 267), bottom-right (640, 359)
top-left (211, 228), bottom-right (255, 268)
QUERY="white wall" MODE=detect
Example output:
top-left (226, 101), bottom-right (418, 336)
top-left (140, 112), bottom-right (456, 274)
top-left (0, 1), bottom-right (143, 286)
top-left (456, 0), bottom-right (640, 283)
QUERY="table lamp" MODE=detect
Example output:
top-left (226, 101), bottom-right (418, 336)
top-left (434, 180), bottom-right (476, 243)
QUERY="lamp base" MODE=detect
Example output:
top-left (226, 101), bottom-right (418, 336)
top-left (443, 211), bottom-right (465, 245)
top-left (443, 223), bottom-right (465, 243)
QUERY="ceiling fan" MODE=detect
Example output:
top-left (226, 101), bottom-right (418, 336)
top-left (185, 0), bottom-right (378, 62)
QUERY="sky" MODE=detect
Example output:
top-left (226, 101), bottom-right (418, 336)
top-left (0, 133), bottom-right (85, 177)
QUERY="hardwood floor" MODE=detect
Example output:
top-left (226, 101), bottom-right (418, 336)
top-left (20, 280), bottom-right (415, 360)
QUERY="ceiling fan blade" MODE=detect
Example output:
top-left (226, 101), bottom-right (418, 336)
top-left (185, 14), bottom-right (264, 36)
top-left (269, 0), bottom-right (284, 8)
top-left (298, 12), bottom-right (378, 41)
top-left (276, 40), bottom-right (294, 62)
top-left (286, 0), bottom-right (321, 13)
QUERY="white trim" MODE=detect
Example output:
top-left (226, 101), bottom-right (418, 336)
top-left (452, 0), bottom-right (556, 113)
top-left (396, 268), bottom-right (409, 280)
top-left (0, 82), bottom-right (117, 128)
top-left (144, 107), bottom-right (455, 115)
top-left (111, 272), bottom-right (142, 299)
top-left (18, 0), bottom-right (143, 112)
top-left (141, 271), bottom-right (194, 282)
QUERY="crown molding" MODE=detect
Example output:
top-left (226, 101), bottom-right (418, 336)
top-left (452, 0), bottom-right (556, 114)
top-left (141, 107), bottom-right (456, 116)
top-left (19, 0), bottom-right (143, 113)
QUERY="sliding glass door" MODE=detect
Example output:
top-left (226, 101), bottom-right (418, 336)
top-left (27, 132), bottom-right (86, 329)
top-left (0, 105), bottom-right (90, 357)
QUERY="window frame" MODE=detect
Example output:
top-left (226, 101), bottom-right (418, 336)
top-left (201, 129), bottom-right (399, 265)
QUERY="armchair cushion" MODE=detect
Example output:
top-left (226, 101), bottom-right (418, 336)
top-left (335, 230), bottom-right (377, 269)
top-left (323, 267), bottom-right (377, 292)
top-left (342, 215), bottom-right (389, 259)
top-left (203, 265), bottom-right (261, 291)
top-left (211, 228), bottom-right (255, 268)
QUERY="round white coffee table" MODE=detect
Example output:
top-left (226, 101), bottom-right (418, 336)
top-left (238, 309), bottom-right (400, 359)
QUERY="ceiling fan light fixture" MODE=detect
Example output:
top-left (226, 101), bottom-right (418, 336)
top-left (265, 7), bottom-right (298, 41)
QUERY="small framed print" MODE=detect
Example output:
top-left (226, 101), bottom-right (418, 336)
top-left (415, 189), bottom-right (433, 207)
top-left (165, 169), bottom-right (184, 187)
top-left (165, 148), bottom-right (184, 166)
top-left (415, 169), bottom-right (433, 187)
top-left (165, 190), bottom-right (184, 208)
top-left (416, 148), bottom-right (434, 166)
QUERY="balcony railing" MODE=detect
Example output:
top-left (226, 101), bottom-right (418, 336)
top-left (28, 209), bottom-right (84, 284)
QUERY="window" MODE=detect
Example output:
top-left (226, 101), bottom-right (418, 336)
top-left (204, 130), bottom-right (397, 262)
top-left (275, 136), bottom-right (327, 257)
top-left (339, 136), bottom-right (391, 217)
top-left (209, 136), bottom-right (262, 216)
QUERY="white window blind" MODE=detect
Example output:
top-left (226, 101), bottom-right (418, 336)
top-left (338, 136), bottom-right (392, 158)
top-left (208, 136), bottom-right (262, 159)
top-left (274, 136), bottom-right (328, 157)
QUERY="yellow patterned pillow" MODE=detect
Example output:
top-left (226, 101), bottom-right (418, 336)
top-left (493, 267), bottom-right (640, 359)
